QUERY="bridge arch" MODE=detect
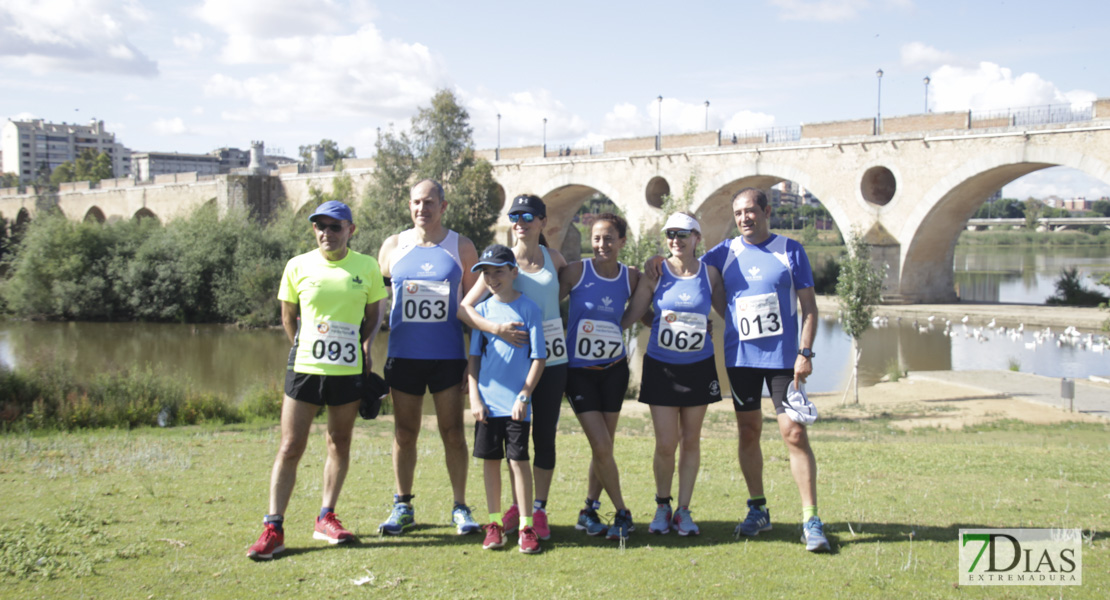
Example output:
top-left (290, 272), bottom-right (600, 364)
top-left (693, 161), bottom-right (850, 249)
top-left (521, 174), bottom-right (625, 251)
top-left (133, 207), bottom-right (160, 223)
top-left (84, 206), bottom-right (106, 224)
top-left (897, 145), bottom-right (1110, 302)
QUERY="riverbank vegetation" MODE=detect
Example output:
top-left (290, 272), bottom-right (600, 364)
top-left (0, 354), bottom-right (283, 431)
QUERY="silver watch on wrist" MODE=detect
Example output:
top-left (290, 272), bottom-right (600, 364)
top-left (515, 393), bottom-right (531, 405)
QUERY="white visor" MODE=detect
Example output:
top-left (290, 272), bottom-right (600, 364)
top-left (661, 213), bottom-right (701, 234)
top-left (784, 381), bottom-right (818, 425)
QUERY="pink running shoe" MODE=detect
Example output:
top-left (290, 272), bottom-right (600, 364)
top-left (532, 508), bottom-right (551, 540)
top-left (483, 522), bottom-right (505, 549)
top-left (518, 526), bottom-right (542, 554)
top-left (502, 504), bottom-right (520, 533)
top-left (313, 512), bottom-right (353, 544)
top-left (247, 523), bottom-right (285, 560)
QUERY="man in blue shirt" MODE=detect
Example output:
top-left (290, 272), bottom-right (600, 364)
top-left (701, 187), bottom-right (828, 553)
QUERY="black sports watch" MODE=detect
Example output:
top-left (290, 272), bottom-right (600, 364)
top-left (798, 348), bottom-right (815, 359)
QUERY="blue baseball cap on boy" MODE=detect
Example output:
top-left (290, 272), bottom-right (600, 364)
top-left (471, 244), bottom-right (517, 272)
top-left (308, 200), bottom-right (353, 223)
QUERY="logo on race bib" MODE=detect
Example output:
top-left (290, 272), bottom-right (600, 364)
top-left (317, 322), bottom-right (330, 334)
top-left (747, 266), bottom-right (762, 280)
top-left (582, 322), bottom-right (595, 333)
top-left (405, 282), bottom-right (419, 294)
top-left (602, 296), bottom-right (613, 307)
top-left (664, 312), bottom-right (677, 323)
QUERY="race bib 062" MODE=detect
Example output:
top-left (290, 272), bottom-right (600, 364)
top-left (657, 310), bottom-right (708, 352)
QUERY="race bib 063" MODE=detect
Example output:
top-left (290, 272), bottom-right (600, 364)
top-left (401, 280), bottom-right (449, 323)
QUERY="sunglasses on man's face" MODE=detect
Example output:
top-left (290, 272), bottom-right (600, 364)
top-left (314, 221), bottom-right (344, 233)
top-left (665, 229), bottom-right (694, 240)
top-left (508, 213), bottom-right (536, 224)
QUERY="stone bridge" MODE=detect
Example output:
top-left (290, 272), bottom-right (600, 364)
top-left (480, 100), bottom-right (1110, 303)
top-left (3, 101), bottom-right (1110, 304)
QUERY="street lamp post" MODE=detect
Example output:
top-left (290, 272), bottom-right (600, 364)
top-left (542, 117), bottom-right (547, 156)
top-left (875, 69), bottom-right (884, 134)
top-left (657, 95), bottom-right (663, 150)
top-left (923, 76), bottom-right (931, 113)
top-left (496, 113), bottom-right (501, 161)
top-left (704, 100), bottom-right (710, 130)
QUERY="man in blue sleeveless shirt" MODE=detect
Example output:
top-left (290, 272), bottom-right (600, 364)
top-left (377, 179), bottom-right (482, 535)
top-left (701, 187), bottom-right (828, 552)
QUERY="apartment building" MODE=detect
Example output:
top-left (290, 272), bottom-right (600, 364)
top-left (1, 118), bottom-right (131, 182)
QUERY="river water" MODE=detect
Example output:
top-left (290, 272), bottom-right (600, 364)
top-left (2, 247), bottom-right (1107, 401)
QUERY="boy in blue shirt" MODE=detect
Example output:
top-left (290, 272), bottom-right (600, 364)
top-left (467, 245), bottom-right (546, 554)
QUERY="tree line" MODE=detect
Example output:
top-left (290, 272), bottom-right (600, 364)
top-left (0, 90), bottom-right (501, 326)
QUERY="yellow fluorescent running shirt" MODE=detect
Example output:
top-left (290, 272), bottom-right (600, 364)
top-left (278, 249), bottom-right (388, 375)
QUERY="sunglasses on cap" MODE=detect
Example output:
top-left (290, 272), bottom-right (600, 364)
top-left (508, 213), bottom-right (536, 224)
top-left (314, 221), bottom-right (345, 233)
top-left (665, 229), bottom-right (694, 239)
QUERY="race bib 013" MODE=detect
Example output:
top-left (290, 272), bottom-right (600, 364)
top-left (734, 292), bottom-right (783, 341)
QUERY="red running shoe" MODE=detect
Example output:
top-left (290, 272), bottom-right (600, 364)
top-left (532, 508), bottom-right (551, 540)
top-left (502, 504), bottom-right (520, 533)
top-left (247, 523), bottom-right (285, 560)
top-left (483, 522), bottom-right (505, 550)
top-left (314, 512), bottom-right (354, 544)
top-left (518, 526), bottom-right (542, 554)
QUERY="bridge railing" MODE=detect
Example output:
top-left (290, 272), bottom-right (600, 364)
top-left (970, 102), bottom-right (1093, 128)
top-left (720, 126), bottom-right (802, 145)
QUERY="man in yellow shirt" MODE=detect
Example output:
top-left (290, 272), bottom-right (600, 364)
top-left (248, 200), bottom-right (387, 560)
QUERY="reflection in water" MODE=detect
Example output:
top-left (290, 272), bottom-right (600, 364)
top-left (3, 315), bottom-right (1106, 405)
top-left (953, 246), bottom-right (1110, 304)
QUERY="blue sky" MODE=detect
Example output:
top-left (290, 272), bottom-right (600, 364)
top-left (2, 0), bottom-right (1108, 199)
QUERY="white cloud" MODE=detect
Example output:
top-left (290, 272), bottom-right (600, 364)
top-left (173, 33), bottom-right (207, 55)
top-left (0, 0), bottom-right (157, 76)
top-left (900, 42), bottom-right (961, 71)
top-left (928, 61), bottom-right (1095, 112)
top-left (721, 110), bottom-right (777, 134)
top-left (198, 2), bottom-right (445, 125)
top-left (151, 117), bottom-right (189, 135)
top-left (462, 88), bottom-right (590, 149)
top-left (197, 0), bottom-right (350, 39)
top-left (771, 0), bottom-right (911, 22)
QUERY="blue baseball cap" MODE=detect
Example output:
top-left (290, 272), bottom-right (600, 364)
top-left (471, 244), bottom-right (517, 272)
top-left (308, 200), bottom-right (353, 223)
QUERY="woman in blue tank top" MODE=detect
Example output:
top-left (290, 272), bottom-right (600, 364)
top-left (622, 212), bottom-right (723, 537)
top-left (461, 194), bottom-right (567, 540)
top-left (557, 213), bottom-right (641, 539)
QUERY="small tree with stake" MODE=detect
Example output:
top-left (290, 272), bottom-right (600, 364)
top-left (836, 230), bottom-right (884, 404)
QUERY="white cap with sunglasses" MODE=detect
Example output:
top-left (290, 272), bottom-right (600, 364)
top-left (661, 213), bottom-right (701, 235)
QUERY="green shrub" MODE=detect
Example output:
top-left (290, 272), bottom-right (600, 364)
top-left (1046, 267), bottom-right (1109, 306)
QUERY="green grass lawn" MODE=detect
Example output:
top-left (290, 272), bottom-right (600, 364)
top-left (1, 405), bottom-right (1106, 599)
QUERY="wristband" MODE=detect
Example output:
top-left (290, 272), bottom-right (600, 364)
top-left (515, 393), bottom-right (531, 405)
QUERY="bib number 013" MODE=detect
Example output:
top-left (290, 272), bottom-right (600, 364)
top-left (734, 292), bottom-right (782, 341)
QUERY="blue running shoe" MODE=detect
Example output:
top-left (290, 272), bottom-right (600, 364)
top-left (576, 509), bottom-right (607, 536)
top-left (606, 509), bottom-right (634, 541)
top-left (452, 504), bottom-right (481, 535)
top-left (379, 500), bottom-right (415, 535)
top-left (736, 500), bottom-right (771, 537)
top-left (802, 516), bottom-right (830, 552)
top-left (672, 507), bottom-right (700, 536)
top-left (648, 504), bottom-right (672, 534)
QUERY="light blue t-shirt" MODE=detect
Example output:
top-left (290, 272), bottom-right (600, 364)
top-left (647, 261), bottom-right (715, 365)
top-left (701, 234), bottom-right (814, 369)
top-left (469, 294), bottom-right (545, 419)
top-left (513, 246), bottom-right (567, 367)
